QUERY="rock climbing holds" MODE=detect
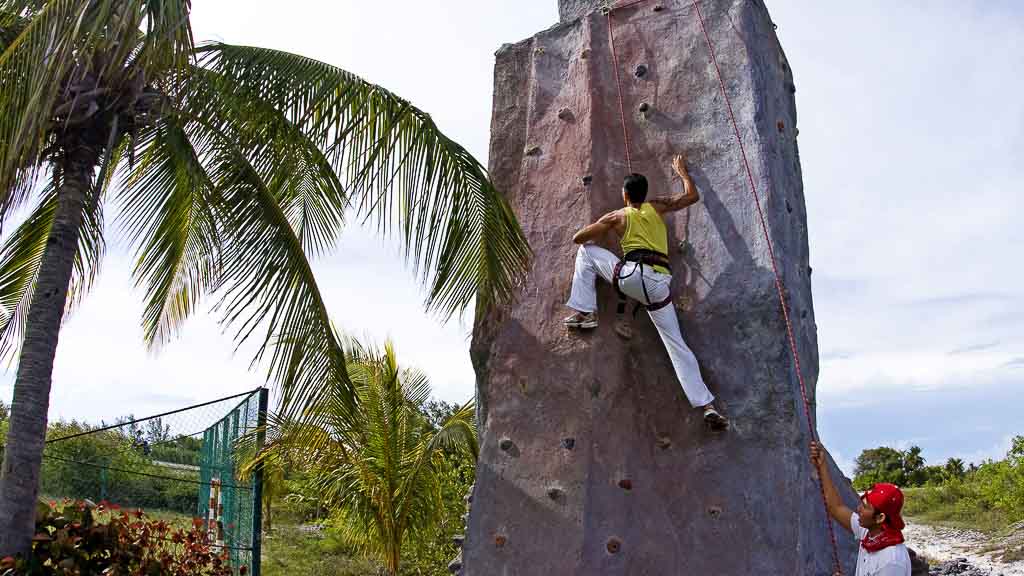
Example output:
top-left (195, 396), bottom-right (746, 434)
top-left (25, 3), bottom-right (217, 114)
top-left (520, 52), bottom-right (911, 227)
top-left (558, 107), bottom-right (575, 122)
top-left (675, 295), bottom-right (693, 312)
top-left (581, 48), bottom-right (591, 60)
top-left (653, 4), bottom-right (664, 12)
top-left (777, 120), bottom-right (785, 133)
top-left (547, 486), bottom-right (564, 500)
top-left (656, 436), bottom-right (672, 450)
top-left (499, 437), bottom-right (514, 451)
top-left (638, 102), bottom-right (651, 114)
top-left (525, 145), bottom-right (542, 157)
top-left (562, 437), bottom-right (576, 450)
top-left (606, 538), bottom-right (622, 554)
top-left (535, 46), bottom-right (546, 56)
top-left (786, 199), bottom-right (793, 213)
top-left (707, 506), bottom-right (723, 519)
top-left (581, 175), bottom-right (593, 186)
top-left (634, 64), bottom-right (648, 78)
top-left (494, 534), bottom-right (507, 549)
top-left (618, 479), bottom-right (633, 491)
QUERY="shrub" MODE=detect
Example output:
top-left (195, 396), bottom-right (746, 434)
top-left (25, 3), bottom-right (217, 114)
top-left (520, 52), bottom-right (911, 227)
top-left (1, 499), bottom-right (242, 576)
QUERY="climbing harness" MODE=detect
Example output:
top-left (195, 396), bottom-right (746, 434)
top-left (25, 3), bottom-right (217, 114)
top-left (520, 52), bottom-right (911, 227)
top-left (602, 1), bottom-right (843, 572)
top-left (612, 249), bottom-right (674, 316)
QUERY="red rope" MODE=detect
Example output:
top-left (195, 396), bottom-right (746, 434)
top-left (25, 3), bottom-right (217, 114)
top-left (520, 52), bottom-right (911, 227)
top-left (606, 8), bottom-right (633, 172)
top-left (689, 0), bottom-right (843, 573)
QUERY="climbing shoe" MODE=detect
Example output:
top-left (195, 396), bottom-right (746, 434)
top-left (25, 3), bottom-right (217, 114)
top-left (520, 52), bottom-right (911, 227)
top-left (564, 311), bottom-right (598, 329)
top-left (703, 406), bottom-right (730, 431)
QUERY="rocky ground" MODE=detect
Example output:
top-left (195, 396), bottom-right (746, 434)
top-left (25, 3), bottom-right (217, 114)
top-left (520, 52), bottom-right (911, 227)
top-left (905, 521), bottom-right (1024, 576)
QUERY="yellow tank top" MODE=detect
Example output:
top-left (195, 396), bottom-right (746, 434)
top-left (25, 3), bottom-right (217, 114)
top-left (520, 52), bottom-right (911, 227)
top-left (621, 203), bottom-right (670, 274)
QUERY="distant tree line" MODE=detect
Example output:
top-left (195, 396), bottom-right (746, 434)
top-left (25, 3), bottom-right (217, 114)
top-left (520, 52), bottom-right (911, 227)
top-left (854, 437), bottom-right (1024, 527)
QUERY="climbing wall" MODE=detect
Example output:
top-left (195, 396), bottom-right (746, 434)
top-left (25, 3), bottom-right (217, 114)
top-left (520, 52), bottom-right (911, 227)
top-left (466, 0), bottom-right (860, 574)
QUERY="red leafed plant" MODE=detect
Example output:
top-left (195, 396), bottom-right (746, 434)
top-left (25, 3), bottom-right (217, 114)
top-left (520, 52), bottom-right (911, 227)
top-left (0, 499), bottom-right (244, 576)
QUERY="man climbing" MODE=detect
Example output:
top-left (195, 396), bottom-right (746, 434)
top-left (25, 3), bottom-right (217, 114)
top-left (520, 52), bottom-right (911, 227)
top-left (810, 441), bottom-right (912, 576)
top-left (563, 153), bottom-right (729, 430)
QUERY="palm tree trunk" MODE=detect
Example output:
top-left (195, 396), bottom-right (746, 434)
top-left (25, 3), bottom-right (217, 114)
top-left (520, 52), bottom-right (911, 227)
top-left (0, 143), bottom-right (98, 557)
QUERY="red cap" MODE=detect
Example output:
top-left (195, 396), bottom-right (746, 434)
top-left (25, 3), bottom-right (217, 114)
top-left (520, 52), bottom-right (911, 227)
top-left (863, 483), bottom-right (905, 530)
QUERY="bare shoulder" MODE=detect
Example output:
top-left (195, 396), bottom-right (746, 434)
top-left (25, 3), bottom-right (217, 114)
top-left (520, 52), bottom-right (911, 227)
top-left (598, 209), bottom-right (624, 225)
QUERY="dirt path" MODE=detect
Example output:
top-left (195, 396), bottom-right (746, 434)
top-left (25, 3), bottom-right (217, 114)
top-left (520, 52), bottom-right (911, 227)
top-left (905, 521), bottom-right (1024, 575)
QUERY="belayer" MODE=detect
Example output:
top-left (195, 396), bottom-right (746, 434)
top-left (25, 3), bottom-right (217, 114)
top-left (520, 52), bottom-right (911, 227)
top-left (563, 153), bottom-right (728, 430)
top-left (811, 441), bottom-right (912, 576)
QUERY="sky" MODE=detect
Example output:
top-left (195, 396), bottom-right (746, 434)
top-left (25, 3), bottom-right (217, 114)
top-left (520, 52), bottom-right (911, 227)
top-left (1, 0), bottom-right (1022, 476)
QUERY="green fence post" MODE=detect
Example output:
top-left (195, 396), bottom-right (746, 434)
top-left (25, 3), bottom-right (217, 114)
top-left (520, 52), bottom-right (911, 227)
top-left (250, 388), bottom-right (269, 576)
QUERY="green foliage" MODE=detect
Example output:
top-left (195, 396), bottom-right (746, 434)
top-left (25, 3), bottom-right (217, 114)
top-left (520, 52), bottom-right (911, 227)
top-left (39, 420), bottom-right (200, 515)
top-left (853, 445), bottom-right (937, 489)
top-left (900, 436), bottom-right (1024, 533)
top-left (248, 337), bottom-right (477, 576)
top-left (0, 499), bottom-right (236, 576)
top-left (0, 399), bottom-right (8, 422)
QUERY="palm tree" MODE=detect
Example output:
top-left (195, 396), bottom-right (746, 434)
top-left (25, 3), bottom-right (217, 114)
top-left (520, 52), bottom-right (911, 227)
top-left (248, 337), bottom-right (477, 576)
top-left (944, 457), bottom-right (965, 479)
top-left (0, 0), bottom-right (527, 555)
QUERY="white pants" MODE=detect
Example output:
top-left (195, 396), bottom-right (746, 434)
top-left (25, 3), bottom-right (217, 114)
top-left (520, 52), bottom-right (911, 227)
top-left (566, 244), bottom-right (714, 408)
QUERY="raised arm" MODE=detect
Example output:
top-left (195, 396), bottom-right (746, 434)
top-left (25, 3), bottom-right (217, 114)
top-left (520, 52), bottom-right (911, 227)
top-left (573, 210), bottom-right (622, 244)
top-left (810, 441), bottom-right (854, 533)
top-left (648, 154), bottom-right (700, 215)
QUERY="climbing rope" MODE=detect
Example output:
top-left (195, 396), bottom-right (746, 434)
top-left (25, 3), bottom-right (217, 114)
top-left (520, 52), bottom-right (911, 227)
top-left (606, 8), bottom-right (633, 172)
top-left (604, 1), bottom-right (843, 572)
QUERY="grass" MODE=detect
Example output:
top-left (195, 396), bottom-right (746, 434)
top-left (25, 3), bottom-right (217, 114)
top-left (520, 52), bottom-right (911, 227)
top-left (903, 486), bottom-right (1011, 533)
top-left (262, 524), bottom-right (381, 576)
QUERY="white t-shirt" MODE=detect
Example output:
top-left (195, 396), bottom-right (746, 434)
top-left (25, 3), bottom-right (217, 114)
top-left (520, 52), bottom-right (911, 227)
top-left (851, 512), bottom-right (912, 576)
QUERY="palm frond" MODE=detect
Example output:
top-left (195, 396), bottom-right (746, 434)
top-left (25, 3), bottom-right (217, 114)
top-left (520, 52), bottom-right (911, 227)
top-left (0, 173), bottom-right (106, 364)
top-left (117, 117), bottom-right (221, 346)
top-left (191, 43), bottom-right (531, 319)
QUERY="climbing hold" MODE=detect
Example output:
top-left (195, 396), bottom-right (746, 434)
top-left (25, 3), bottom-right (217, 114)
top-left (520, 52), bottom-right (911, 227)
top-left (580, 48), bottom-right (591, 60)
top-left (777, 120), bottom-right (785, 133)
top-left (606, 538), bottom-right (622, 554)
top-left (707, 506), bottom-right (723, 519)
top-left (634, 64), bottom-right (648, 78)
top-left (525, 145), bottom-right (542, 157)
top-left (638, 102), bottom-right (651, 114)
top-left (547, 486), bottom-right (564, 500)
top-left (499, 437), bottom-right (514, 451)
top-left (494, 534), bottom-right (507, 549)
top-left (535, 46), bottom-right (545, 56)
top-left (653, 4), bottom-right (664, 12)
top-left (618, 479), bottom-right (633, 491)
top-left (801, 309), bottom-right (808, 319)
top-left (656, 436), bottom-right (672, 450)
top-left (679, 239), bottom-right (692, 254)
top-left (613, 319), bottom-right (633, 340)
top-left (786, 199), bottom-right (793, 213)
top-left (599, 5), bottom-right (611, 16)
top-left (453, 534), bottom-right (465, 547)
top-left (581, 175), bottom-right (593, 186)
top-left (558, 108), bottom-right (575, 122)
top-left (562, 437), bottom-right (576, 450)
top-left (675, 295), bottom-right (692, 312)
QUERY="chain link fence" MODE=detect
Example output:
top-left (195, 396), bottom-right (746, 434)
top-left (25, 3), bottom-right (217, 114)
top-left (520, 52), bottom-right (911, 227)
top-left (37, 388), bottom-right (268, 576)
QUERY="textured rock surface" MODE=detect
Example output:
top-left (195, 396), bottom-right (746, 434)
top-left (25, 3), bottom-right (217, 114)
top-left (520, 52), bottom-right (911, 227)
top-left (468, 0), bottom-right (859, 574)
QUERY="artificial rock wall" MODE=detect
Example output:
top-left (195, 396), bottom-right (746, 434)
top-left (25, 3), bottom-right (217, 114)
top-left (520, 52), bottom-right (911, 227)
top-left (466, 0), bottom-right (858, 573)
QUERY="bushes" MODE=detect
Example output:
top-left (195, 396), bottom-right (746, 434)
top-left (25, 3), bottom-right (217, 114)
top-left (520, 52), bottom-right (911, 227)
top-left (901, 437), bottom-right (1024, 532)
top-left (0, 500), bottom-right (238, 576)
